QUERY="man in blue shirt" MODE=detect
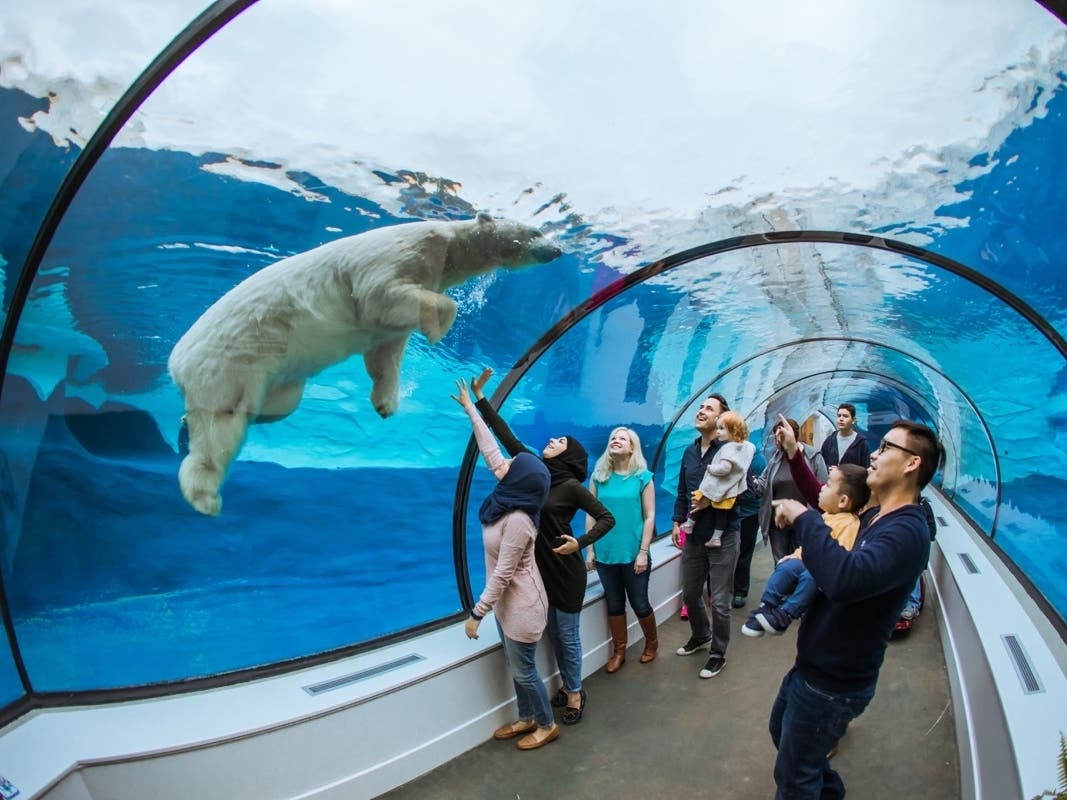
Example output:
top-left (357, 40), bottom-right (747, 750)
top-left (769, 419), bottom-right (943, 799)
top-left (671, 393), bottom-right (741, 679)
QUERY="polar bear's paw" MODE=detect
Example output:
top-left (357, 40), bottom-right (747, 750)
top-left (179, 456), bottom-right (224, 517)
top-left (371, 386), bottom-right (399, 418)
top-left (187, 488), bottom-right (222, 517)
top-left (420, 294), bottom-right (458, 345)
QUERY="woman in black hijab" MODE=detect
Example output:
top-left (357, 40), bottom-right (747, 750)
top-left (470, 369), bottom-right (615, 726)
top-left (455, 379), bottom-right (559, 751)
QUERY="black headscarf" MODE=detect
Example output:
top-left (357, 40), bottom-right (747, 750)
top-left (478, 452), bottom-right (551, 529)
top-left (543, 435), bottom-right (589, 486)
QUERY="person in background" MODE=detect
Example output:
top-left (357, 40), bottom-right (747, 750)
top-left (586, 427), bottom-right (658, 673)
top-left (819, 403), bottom-right (871, 468)
top-left (756, 417), bottom-right (828, 564)
top-left (768, 419), bottom-right (943, 797)
top-left (671, 394), bottom-right (740, 680)
top-left (453, 379), bottom-right (558, 751)
top-left (898, 495), bottom-right (938, 624)
top-left (469, 368), bottom-right (615, 725)
top-left (731, 460), bottom-right (763, 608)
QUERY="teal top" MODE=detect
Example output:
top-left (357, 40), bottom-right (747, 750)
top-left (592, 469), bottom-right (654, 564)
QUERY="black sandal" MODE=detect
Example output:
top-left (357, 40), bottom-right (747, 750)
top-left (550, 688), bottom-right (569, 708)
top-left (561, 689), bottom-right (587, 725)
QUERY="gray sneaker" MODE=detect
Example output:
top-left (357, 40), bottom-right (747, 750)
top-left (699, 655), bottom-right (726, 679)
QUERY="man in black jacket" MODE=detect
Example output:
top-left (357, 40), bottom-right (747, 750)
top-left (819, 403), bottom-right (871, 468)
top-left (670, 394), bottom-right (739, 680)
top-left (769, 419), bottom-right (943, 799)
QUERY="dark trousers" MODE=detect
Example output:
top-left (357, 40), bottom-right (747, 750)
top-left (770, 667), bottom-right (875, 799)
top-left (732, 513), bottom-right (760, 596)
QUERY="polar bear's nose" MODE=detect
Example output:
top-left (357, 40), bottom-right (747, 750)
top-left (531, 241), bottom-right (563, 263)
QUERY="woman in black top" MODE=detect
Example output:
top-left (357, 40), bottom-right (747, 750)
top-left (471, 369), bottom-right (615, 725)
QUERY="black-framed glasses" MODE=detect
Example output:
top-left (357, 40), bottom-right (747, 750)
top-left (877, 439), bottom-right (920, 457)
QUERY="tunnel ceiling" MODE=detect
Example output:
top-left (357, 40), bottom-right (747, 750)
top-left (1, 0), bottom-right (1065, 489)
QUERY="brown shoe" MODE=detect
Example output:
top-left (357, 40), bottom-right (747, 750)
top-left (516, 723), bottom-right (560, 750)
top-left (493, 719), bottom-right (538, 740)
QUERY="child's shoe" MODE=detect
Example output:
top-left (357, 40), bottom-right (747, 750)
top-left (704, 533), bottom-right (723, 549)
top-left (679, 604), bottom-right (689, 621)
top-left (741, 606), bottom-right (768, 637)
top-left (755, 606), bottom-right (794, 635)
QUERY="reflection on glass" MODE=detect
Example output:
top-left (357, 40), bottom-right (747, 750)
top-left (0, 2), bottom-right (1064, 702)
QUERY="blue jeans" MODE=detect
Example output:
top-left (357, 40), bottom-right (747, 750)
top-left (596, 560), bottom-right (653, 618)
top-left (769, 667), bottom-right (875, 799)
top-left (497, 624), bottom-right (554, 728)
top-left (762, 558), bottom-right (817, 618)
top-left (904, 577), bottom-right (922, 610)
top-left (546, 606), bottom-right (583, 693)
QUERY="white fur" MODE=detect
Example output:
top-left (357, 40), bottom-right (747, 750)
top-left (168, 215), bottom-right (559, 516)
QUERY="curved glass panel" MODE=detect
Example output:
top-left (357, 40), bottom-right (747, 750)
top-left (0, 1), bottom-right (1064, 698)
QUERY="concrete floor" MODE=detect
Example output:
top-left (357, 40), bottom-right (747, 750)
top-left (380, 545), bottom-right (959, 800)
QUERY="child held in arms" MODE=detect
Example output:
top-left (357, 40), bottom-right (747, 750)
top-left (680, 411), bottom-right (756, 549)
top-left (743, 423), bottom-right (871, 636)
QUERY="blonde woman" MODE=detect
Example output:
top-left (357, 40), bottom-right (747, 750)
top-left (585, 427), bottom-right (657, 673)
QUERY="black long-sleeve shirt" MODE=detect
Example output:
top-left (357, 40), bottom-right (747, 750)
top-left (475, 398), bottom-right (615, 612)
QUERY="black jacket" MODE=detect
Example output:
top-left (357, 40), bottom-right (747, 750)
top-left (820, 431), bottom-right (871, 468)
top-left (474, 398), bottom-right (614, 612)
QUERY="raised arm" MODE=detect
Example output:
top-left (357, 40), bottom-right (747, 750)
top-left (473, 398), bottom-right (526, 457)
top-left (774, 413), bottom-right (822, 507)
top-left (471, 368), bottom-right (527, 457)
top-left (785, 448), bottom-right (823, 508)
top-left (451, 379), bottom-right (507, 478)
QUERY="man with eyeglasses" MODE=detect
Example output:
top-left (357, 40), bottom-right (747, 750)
top-left (767, 419), bottom-right (944, 799)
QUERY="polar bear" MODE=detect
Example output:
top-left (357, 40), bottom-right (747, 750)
top-left (168, 213), bottom-right (561, 516)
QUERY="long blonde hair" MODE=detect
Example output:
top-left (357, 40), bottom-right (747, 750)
top-left (591, 427), bottom-right (648, 484)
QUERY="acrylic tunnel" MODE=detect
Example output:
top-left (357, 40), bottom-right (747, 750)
top-left (0, 1), bottom-right (1066, 798)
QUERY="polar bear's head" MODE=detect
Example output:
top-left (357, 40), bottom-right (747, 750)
top-left (447, 212), bottom-right (562, 278)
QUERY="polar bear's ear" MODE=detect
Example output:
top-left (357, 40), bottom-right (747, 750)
top-left (476, 211), bottom-right (495, 225)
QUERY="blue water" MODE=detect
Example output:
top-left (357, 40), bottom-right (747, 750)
top-left (1, 78), bottom-right (1066, 704)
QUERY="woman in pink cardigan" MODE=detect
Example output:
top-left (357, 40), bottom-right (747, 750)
top-left (453, 379), bottom-right (558, 751)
